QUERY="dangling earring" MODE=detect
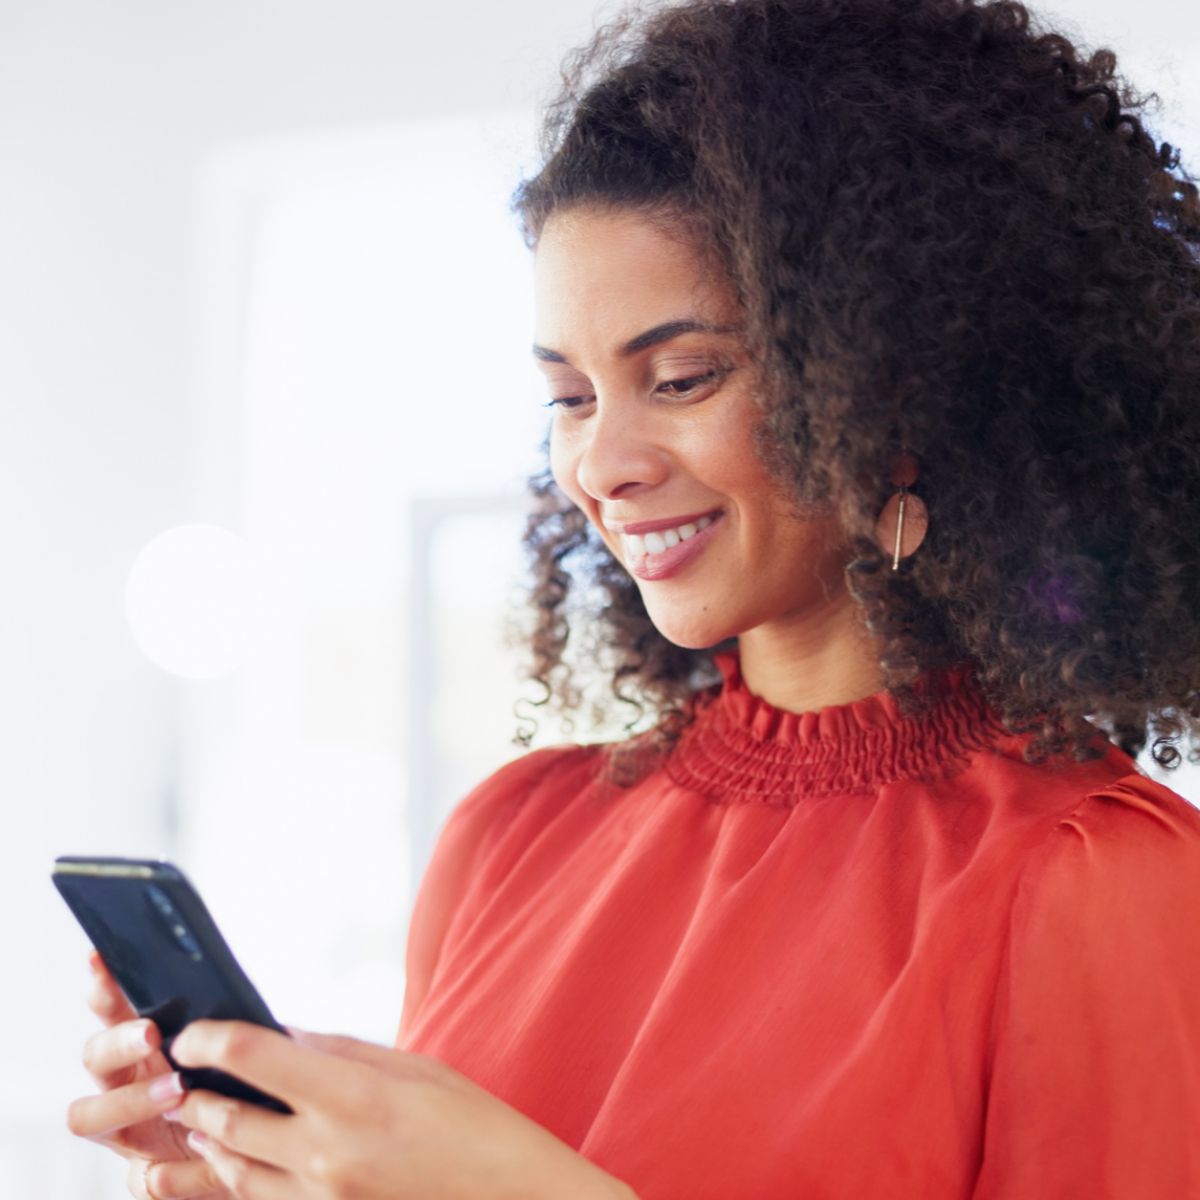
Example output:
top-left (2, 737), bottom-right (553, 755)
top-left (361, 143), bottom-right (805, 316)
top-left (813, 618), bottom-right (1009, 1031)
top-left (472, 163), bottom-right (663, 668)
top-left (873, 450), bottom-right (929, 570)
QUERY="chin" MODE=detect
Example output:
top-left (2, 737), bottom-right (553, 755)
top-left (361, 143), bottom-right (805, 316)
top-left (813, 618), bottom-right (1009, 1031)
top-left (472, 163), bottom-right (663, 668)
top-left (645, 608), bottom-right (742, 652)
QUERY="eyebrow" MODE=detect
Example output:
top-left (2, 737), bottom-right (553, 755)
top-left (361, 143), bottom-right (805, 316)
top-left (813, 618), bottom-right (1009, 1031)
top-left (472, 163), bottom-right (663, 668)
top-left (532, 319), bottom-right (740, 364)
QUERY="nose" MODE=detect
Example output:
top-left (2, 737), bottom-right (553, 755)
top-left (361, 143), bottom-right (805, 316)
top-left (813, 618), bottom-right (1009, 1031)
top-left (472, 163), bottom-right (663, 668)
top-left (572, 395), bottom-right (670, 503)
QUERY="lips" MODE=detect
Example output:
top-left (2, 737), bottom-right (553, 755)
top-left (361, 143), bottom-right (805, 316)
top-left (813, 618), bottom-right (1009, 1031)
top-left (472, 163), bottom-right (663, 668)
top-left (622, 510), bottom-right (726, 581)
top-left (607, 507), bottom-right (724, 537)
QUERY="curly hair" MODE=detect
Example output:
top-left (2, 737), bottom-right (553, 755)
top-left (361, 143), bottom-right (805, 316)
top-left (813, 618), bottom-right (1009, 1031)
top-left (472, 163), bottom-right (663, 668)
top-left (505, 0), bottom-right (1200, 787)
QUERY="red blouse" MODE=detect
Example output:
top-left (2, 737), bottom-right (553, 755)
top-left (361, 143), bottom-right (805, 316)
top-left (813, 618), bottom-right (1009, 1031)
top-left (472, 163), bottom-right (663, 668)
top-left (396, 652), bottom-right (1200, 1198)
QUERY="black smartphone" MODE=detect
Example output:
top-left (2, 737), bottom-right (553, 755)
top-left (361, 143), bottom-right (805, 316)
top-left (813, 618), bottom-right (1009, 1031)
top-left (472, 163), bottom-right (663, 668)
top-left (53, 855), bottom-right (292, 1114)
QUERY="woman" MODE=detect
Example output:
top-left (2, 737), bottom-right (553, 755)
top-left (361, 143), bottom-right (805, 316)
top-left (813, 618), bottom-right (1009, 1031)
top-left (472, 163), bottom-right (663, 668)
top-left (69, 0), bottom-right (1200, 1196)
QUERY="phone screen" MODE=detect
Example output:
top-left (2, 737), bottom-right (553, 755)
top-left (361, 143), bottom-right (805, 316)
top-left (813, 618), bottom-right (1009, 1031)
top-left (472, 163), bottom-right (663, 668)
top-left (53, 856), bottom-right (292, 1113)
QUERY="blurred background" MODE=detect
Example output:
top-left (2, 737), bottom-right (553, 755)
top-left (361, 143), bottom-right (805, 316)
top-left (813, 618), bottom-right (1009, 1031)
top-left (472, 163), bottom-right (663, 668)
top-left (2, 1), bottom-right (1197, 1195)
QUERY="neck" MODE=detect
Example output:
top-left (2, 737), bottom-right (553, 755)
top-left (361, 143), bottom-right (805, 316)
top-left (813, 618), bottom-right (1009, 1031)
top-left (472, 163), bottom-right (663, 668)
top-left (735, 597), bottom-right (885, 715)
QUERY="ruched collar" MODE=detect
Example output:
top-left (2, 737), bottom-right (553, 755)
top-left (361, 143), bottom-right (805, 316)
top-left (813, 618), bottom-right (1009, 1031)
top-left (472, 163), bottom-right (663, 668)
top-left (665, 650), bottom-right (1010, 804)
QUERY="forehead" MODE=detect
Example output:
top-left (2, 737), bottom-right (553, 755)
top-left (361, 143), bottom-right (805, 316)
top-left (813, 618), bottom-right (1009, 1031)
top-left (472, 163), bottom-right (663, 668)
top-left (533, 207), bottom-right (735, 347)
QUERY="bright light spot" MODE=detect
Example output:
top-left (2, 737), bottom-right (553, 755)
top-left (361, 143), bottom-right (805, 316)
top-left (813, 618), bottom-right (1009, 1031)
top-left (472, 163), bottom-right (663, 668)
top-left (125, 523), bottom-right (268, 679)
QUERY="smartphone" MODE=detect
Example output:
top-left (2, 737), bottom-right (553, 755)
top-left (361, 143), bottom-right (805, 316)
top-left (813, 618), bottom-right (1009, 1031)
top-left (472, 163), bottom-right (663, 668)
top-left (53, 855), bottom-right (292, 1114)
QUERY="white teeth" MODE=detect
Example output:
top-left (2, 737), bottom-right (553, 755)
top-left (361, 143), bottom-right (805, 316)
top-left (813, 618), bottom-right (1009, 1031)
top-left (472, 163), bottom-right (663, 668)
top-left (621, 512), bottom-right (720, 560)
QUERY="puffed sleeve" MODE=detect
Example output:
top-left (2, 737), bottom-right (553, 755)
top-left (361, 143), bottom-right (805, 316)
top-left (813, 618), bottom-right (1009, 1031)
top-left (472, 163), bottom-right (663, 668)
top-left (972, 776), bottom-right (1200, 1198)
top-left (394, 746), bottom-right (583, 1046)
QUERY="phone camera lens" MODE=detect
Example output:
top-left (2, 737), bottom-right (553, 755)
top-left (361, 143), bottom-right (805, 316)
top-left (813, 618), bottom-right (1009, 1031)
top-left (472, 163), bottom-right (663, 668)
top-left (143, 884), bottom-right (201, 959)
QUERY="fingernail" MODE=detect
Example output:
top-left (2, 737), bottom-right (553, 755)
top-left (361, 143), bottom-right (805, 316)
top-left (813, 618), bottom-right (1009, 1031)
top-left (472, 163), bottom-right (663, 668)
top-left (124, 1022), bottom-right (154, 1055)
top-left (148, 1072), bottom-right (186, 1104)
top-left (187, 1130), bottom-right (211, 1156)
top-left (162, 1105), bottom-right (184, 1123)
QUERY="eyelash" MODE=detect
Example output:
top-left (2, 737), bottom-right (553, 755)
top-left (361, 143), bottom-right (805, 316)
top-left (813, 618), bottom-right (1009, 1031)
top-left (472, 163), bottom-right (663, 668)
top-left (543, 369), bottom-right (725, 410)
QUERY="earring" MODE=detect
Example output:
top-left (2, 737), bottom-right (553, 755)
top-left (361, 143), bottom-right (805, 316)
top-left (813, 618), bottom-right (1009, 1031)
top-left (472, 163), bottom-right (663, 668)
top-left (873, 450), bottom-right (929, 570)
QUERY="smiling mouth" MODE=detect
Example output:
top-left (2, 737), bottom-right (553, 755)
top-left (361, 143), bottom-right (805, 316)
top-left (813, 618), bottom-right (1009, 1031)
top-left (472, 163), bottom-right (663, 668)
top-left (620, 512), bottom-right (718, 558)
top-left (621, 510), bottom-right (725, 581)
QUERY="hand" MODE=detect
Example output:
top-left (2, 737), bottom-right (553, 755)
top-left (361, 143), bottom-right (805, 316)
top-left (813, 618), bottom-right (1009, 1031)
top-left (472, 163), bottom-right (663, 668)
top-left (67, 951), bottom-right (231, 1199)
top-left (164, 1020), bottom-right (637, 1200)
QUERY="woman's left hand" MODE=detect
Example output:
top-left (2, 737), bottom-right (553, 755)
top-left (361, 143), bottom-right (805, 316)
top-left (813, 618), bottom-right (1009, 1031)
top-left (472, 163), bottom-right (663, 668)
top-left (162, 1021), bottom-right (635, 1200)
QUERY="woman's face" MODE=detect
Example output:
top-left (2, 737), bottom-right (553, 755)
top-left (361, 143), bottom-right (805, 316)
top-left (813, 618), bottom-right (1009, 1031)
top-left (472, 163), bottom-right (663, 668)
top-left (533, 205), bottom-right (854, 650)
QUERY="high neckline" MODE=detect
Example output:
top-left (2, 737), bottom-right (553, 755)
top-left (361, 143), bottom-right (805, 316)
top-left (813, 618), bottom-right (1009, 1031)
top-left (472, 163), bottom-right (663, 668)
top-left (665, 650), bottom-right (1010, 804)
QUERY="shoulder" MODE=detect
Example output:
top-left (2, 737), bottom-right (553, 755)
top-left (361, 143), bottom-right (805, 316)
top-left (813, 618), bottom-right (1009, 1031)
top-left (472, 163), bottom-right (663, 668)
top-left (985, 770), bottom-right (1200, 1087)
top-left (1032, 769), bottom-right (1200, 873)
top-left (466, 741), bottom-right (606, 799)
top-left (448, 743), bottom-right (607, 831)
top-left (1010, 769), bottom-right (1200, 949)
top-left (977, 769), bottom-right (1200, 1192)
top-left (427, 743), bottom-right (607, 884)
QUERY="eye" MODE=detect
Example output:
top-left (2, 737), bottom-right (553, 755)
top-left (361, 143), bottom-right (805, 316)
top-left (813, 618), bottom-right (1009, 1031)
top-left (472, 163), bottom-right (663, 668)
top-left (542, 394), bottom-right (594, 410)
top-left (655, 369), bottom-right (722, 397)
top-left (541, 366), bottom-right (731, 410)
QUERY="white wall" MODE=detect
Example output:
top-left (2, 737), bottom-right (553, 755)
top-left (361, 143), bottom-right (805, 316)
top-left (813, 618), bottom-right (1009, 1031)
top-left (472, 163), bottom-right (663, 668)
top-left (0, 3), bottom-right (609, 1194)
top-left (1, 0), bottom-right (1197, 1196)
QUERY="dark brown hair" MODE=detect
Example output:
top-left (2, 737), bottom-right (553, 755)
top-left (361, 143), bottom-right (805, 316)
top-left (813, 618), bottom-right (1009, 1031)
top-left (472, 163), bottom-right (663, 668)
top-left (506, 0), bottom-right (1200, 785)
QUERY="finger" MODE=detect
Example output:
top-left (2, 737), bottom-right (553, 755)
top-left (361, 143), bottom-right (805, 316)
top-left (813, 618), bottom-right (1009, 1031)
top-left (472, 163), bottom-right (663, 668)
top-left (172, 1020), bottom-right (358, 1112)
top-left (68, 1072), bottom-right (190, 1142)
top-left (165, 1091), bottom-right (292, 1170)
top-left (127, 1157), bottom-right (153, 1200)
top-left (188, 1131), bottom-right (289, 1200)
top-left (83, 1019), bottom-right (158, 1087)
top-left (143, 1156), bottom-right (229, 1199)
top-left (88, 965), bottom-right (137, 1027)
